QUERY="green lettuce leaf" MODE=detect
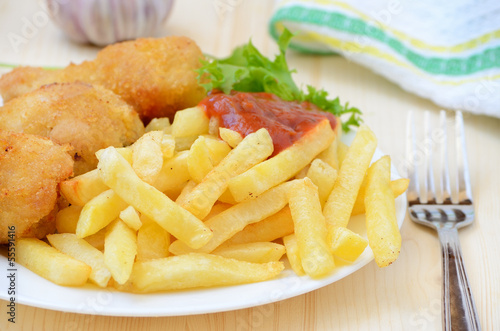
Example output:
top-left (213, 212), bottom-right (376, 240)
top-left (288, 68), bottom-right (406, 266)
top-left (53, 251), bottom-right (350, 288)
top-left (197, 29), bottom-right (362, 132)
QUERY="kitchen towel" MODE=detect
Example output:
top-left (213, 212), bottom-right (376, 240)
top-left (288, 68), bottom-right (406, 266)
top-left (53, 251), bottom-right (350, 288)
top-left (269, 0), bottom-right (500, 118)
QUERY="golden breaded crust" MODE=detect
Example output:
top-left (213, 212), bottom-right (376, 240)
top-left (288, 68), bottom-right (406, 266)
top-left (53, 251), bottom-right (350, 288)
top-left (0, 36), bottom-right (207, 123)
top-left (0, 131), bottom-right (74, 243)
top-left (0, 82), bottom-right (144, 175)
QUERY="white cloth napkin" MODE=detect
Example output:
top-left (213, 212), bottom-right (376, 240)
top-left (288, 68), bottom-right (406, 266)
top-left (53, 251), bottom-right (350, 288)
top-left (269, 0), bottom-right (500, 118)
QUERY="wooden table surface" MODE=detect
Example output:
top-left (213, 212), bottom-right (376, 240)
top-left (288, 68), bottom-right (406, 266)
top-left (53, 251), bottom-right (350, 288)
top-left (0, 1), bottom-right (499, 330)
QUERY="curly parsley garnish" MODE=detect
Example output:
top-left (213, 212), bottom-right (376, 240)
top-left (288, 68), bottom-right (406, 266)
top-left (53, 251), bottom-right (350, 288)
top-left (196, 29), bottom-right (362, 132)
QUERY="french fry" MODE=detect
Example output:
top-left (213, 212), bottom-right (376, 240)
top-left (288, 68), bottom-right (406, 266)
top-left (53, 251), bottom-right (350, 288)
top-left (365, 156), bottom-right (401, 267)
top-left (131, 131), bottom-right (164, 184)
top-left (187, 136), bottom-right (213, 183)
top-left (97, 147), bottom-right (212, 249)
top-left (84, 227), bottom-right (106, 251)
top-left (337, 141), bottom-right (349, 168)
top-left (145, 117), bottom-right (171, 133)
top-left (202, 202), bottom-right (232, 221)
top-left (174, 136), bottom-right (198, 151)
top-left (212, 242), bottom-right (286, 263)
top-left (317, 136), bottom-right (339, 170)
top-left (351, 178), bottom-right (410, 216)
top-left (76, 189), bottom-right (128, 238)
top-left (55, 205), bottom-right (82, 233)
top-left (104, 220), bottom-right (137, 284)
top-left (204, 135), bottom-right (231, 165)
top-left (288, 178), bottom-right (335, 278)
top-left (306, 159), bottom-right (338, 207)
top-left (219, 127), bottom-right (243, 148)
top-left (59, 169), bottom-right (108, 206)
top-left (119, 205), bottom-right (142, 231)
top-left (328, 226), bottom-right (368, 262)
top-left (171, 106), bottom-right (209, 138)
top-left (136, 215), bottom-right (170, 261)
top-left (153, 150), bottom-right (190, 194)
top-left (228, 119), bottom-right (335, 202)
top-left (224, 207), bottom-right (294, 246)
top-left (283, 234), bottom-right (305, 276)
top-left (47, 233), bottom-right (112, 287)
top-left (169, 181), bottom-right (293, 255)
top-left (17, 238), bottom-right (91, 286)
top-left (160, 134), bottom-right (176, 159)
top-left (323, 125), bottom-right (377, 229)
top-left (218, 189), bottom-right (237, 204)
top-left (130, 253), bottom-right (284, 293)
top-left (175, 180), bottom-right (197, 205)
top-left (179, 128), bottom-right (273, 220)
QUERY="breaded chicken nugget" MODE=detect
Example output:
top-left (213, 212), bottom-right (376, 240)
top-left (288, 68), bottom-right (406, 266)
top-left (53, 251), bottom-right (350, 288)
top-left (0, 131), bottom-right (74, 243)
top-left (0, 82), bottom-right (144, 175)
top-left (0, 36), bottom-right (206, 122)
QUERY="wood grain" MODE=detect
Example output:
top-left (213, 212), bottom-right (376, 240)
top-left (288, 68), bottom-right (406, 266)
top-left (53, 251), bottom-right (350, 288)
top-left (1, 1), bottom-right (499, 330)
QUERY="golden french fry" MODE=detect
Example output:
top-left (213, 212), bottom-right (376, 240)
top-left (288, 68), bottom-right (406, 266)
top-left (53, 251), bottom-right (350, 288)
top-left (95, 147), bottom-right (133, 164)
top-left (97, 147), bottom-right (212, 249)
top-left (288, 178), bottom-right (335, 278)
top-left (351, 178), bottom-right (410, 216)
top-left (171, 106), bottom-right (209, 138)
top-left (55, 205), bottom-right (82, 234)
top-left (202, 202), bottom-right (232, 221)
top-left (328, 226), bottom-right (368, 262)
top-left (145, 117), bottom-right (171, 133)
top-left (104, 220), bottom-right (137, 284)
top-left (47, 233), bottom-right (112, 287)
top-left (337, 141), bottom-right (349, 168)
top-left (187, 136), bottom-right (213, 183)
top-left (218, 189), bottom-right (237, 204)
top-left (76, 189), bottom-right (128, 238)
top-left (229, 119), bottom-right (335, 202)
top-left (179, 128), bottom-right (274, 220)
top-left (119, 205), bottom-right (142, 231)
top-left (224, 206), bottom-right (294, 246)
top-left (84, 227), bottom-right (106, 251)
top-left (169, 181), bottom-right (293, 255)
top-left (17, 238), bottom-right (91, 286)
top-left (323, 125), bottom-right (377, 228)
top-left (306, 158), bottom-right (338, 207)
top-left (136, 215), bottom-right (170, 261)
top-left (219, 127), bottom-right (243, 148)
top-left (283, 234), bottom-right (305, 276)
top-left (317, 136), bottom-right (339, 170)
top-left (294, 165), bottom-right (310, 179)
top-left (175, 180), bottom-right (197, 205)
top-left (130, 253), bottom-right (284, 293)
top-left (131, 131), bottom-right (164, 184)
top-left (153, 150), bottom-right (190, 194)
top-left (160, 134), bottom-right (176, 159)
top-left (204, 135), bottom-right (231, 165)
top-left (174, 136), bottom-right (198, 151)
top-left (365, 156), bottom-right (401, 267)
top-left (212, 242), bottom-right (286, 263)
top-left (59, 169), bottom-right (108, 206)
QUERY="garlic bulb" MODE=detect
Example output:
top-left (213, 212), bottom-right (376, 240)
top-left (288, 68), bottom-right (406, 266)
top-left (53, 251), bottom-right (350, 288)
top-left (45, 0), bottom-right (175, 46)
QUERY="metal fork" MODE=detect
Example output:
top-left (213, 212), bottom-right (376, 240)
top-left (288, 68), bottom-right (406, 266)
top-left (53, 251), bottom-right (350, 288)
top-left (407, 110), bottom-right (480, 331)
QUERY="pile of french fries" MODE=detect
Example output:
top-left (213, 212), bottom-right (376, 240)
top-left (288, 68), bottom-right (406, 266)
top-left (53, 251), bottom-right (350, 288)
top-left (16, 106), bottom-right (409, 292)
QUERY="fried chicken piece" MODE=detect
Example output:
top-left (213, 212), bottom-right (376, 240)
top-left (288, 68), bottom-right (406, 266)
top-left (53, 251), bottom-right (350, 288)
top-left (0, 82), bottom-right (144, 175)
top-left (0, 131), bottom-right (74, 244)
top-left (0, 36), bottom-right (207, 123)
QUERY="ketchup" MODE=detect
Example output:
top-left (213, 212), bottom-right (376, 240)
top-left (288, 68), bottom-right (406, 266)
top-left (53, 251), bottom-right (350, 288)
top-left (199, 92), bottom-right (337, 156)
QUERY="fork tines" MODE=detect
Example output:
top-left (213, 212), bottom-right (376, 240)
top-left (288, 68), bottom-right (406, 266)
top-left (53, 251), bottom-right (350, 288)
top-left (406, 110), bottom-right (473, 207)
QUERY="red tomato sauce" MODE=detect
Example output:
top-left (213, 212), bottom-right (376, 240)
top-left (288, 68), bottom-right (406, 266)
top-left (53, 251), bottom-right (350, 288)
top-left (199, 92), bottom-right (337, 156)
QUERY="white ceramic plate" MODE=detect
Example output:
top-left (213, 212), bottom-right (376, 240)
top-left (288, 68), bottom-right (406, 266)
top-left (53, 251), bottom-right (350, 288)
top-left (0, 132), bottom-right (406, 317)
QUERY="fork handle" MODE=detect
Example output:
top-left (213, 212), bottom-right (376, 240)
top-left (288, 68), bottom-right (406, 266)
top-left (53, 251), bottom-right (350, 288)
top-left (438, 227), bottom-right (481, 331)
